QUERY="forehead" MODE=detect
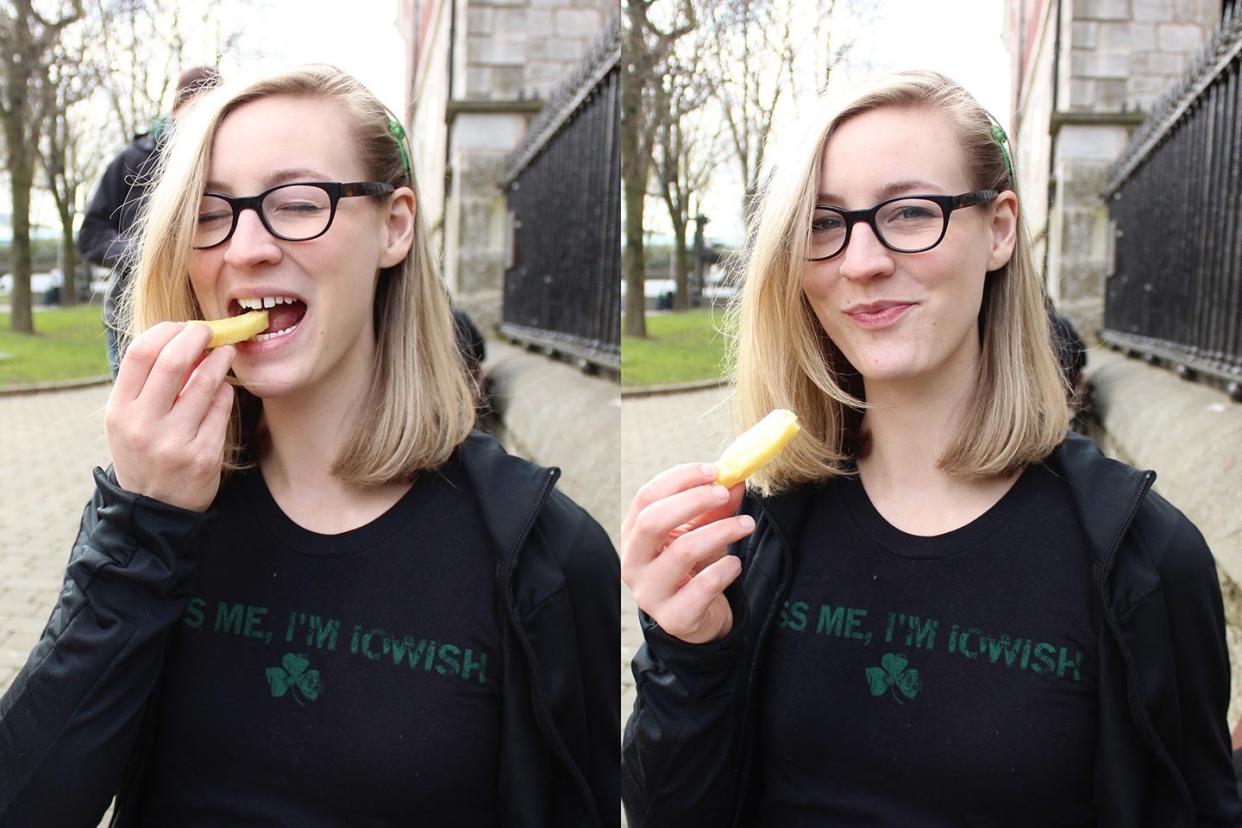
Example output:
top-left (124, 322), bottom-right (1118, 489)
top-left (206, 95), bottom-right (365, 191)
top-left (818, 106), bottom-right (971, 204)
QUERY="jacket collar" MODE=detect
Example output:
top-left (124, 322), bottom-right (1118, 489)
top-left (454, 430), bottom-right (560, 566)
top-left (756, 432), bottom-right (1153, 570)
top-left (1044, 431), bottom-right (1155, 568)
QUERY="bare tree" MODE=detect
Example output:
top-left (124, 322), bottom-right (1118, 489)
top-left (0, 0), bottom-right (84, 334)
top-left (37, 23), bottom-right (100, 307)
top-left (651, 31), bottom-right (722, 312)
top-left (704, 0), bottom-right (854, 223)
top-left (621, 0), bottom-right (694, 338)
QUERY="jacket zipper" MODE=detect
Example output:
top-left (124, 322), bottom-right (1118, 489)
top-left (500, 469), bottom-right (602, 828)
top-left (730, 507), bottom-right (796, 828)
top-left (1094, 470), bottom-right (1196, 821)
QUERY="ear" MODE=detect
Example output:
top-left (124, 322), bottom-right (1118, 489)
top-left (379, 186), bottom-right (416, 268)
top-left (986, 189), bottom-right (1019, 271)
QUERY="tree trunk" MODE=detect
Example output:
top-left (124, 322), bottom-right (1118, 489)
top-left (8, 166), bottom-right (35, 334)
top-left (672, 216), bottom-right (690, 311)
top-left (61, 222), bottom-right (77, 307)
top-left (621, 7), bottom-right (648, 339)
top-left (623, 166), bottom-right (647, 338)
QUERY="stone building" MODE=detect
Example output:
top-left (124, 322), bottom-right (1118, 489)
top-left (1005, 0), bottom-right (1225, 337)
top-left (397, 0), bottom-right (612, 330)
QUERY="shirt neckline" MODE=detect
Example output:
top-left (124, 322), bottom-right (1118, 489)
top-left (838, 464), bottom-right (1040, 560)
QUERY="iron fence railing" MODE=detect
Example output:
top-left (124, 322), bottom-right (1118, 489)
top-left (500, 15), bottom-right (620, 374)
top-left (1103, 9), bottom-right (1242, 399)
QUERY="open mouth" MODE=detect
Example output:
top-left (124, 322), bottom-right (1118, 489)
top-left (229, 295), bottom-right (307, 342)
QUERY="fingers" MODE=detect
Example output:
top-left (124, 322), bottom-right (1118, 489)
top-left (111, 321), bottom-right (185, 403)
top-left (173, 345), bottom-right (236, 430)
top-left (655, 556), bottom-right (744, 643)
top-left (139, 323), bottom-right (214, 412)
top-left (641, 513), bottom-right (755, 606)
top-left (622, 462), bottom-right (717, 539)
top-left (625, 480), bottom-right (745, 569)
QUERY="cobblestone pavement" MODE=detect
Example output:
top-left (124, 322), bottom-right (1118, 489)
top-left (618, 386), bottom-right (732, 736)
top-left (0, 384), bottom-right (112, 692)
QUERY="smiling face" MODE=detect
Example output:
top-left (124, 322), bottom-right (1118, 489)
top-left (189, 94), bottom-right (410, 400)
top-left (800, 105), bottom-right (1017, 395)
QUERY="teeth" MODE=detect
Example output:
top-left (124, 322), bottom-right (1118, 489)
top-left (237, 295), bottom-right (298, 311)
top-left (255, 325), bottom-right (298, 342)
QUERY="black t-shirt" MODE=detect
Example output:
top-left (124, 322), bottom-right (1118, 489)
top-left (137, 457), bottom-right (503, 827)
top-left (758, 463), bottom-right (1098, 827)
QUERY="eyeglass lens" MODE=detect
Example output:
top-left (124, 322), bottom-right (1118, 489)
top-left (195, 184), bottom-right (333, 248)
top-left (809, 198), bottom-right (946, 260)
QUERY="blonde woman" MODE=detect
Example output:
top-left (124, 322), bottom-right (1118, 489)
top-left (0, 66), bottom-right (618, 827)
top-left (621, 72), bottom-right (1240, 826)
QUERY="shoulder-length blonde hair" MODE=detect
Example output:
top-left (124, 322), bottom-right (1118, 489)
top-left (122, 65), bottom-right (475, 486)
top-left (730, 70), bottom-right (1068, 494)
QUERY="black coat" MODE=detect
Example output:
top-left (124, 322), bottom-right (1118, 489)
top-left (622, 431), bottom-right (1242, 827)
top-left (77, 130), bottom-right (159, 330)
top-left (0, 432), bottom-right (619, 827)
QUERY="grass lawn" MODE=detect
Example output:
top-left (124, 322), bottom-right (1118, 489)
top-left (0, 304), bottom-right (110, 387)
top-left (622, 307), bottom-right (733, 388)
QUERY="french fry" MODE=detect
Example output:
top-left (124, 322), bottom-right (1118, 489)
top-left (715, 409), bottom-right (800, 488)
top-left (197, 310), bottom-right (270, 348)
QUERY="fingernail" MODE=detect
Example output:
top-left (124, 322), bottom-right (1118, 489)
top-left (700, 463), bottom-right (716, 478)
top-left (738, 515), bottom-right (755, 530)
top-left (712, 485), bottom-right (729, 500)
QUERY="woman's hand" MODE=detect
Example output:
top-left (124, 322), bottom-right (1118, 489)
top-left (105, 322), bottom-right (236, 513)
top-left (621, 463), bottom-right (756, 644)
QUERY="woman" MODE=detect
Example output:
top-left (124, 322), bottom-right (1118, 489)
top-left (620, 71), bottom-right (1240, 827)
top-left (0, 66), bottom-right (618, 827)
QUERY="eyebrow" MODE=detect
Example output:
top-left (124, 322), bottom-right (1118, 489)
top-left (816, 179), bottom-right (946, 206)
top-left (205, 167), bottom-right (330, 193)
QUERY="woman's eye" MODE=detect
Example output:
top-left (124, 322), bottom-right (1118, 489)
top-left (276, 202), bottom-right (326, 214)
top-left (197, 211), bottom-right (230, 225)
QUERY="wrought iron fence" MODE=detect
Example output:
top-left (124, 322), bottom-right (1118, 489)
top-left (1103, 9), bottom-right (1242, 399)
top-left (500, 15), bottom-right (620, 374)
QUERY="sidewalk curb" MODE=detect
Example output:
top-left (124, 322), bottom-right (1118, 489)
top-left (620, 376), bottom-right (730, 398)
top-left (0, 375), bottom-right (112, 397)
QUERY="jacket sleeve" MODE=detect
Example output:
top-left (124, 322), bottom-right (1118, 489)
top-left (0, 468), bottom-right (210, 827)
top-left (559, 507), bottom-right (622, 828)
top-left (620, 540), bottom-right (753, 828)
top-left (1141, 492), bottom-right (1242, 826)
top-left (78, 150), bottom-right (140, 270)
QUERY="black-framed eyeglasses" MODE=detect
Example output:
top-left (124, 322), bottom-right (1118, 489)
top-left (193, 181), bottom-right (396, 250)
top-left (806, 190), bottom-right (999, 262)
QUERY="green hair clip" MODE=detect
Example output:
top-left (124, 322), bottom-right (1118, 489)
top-left (387, 118), bottom-right (411, 180)
top-left (991, 123), bottom-right (1014, 182)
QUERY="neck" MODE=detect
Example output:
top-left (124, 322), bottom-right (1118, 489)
top-left (257, 365), bottom-right (375, 505)
top-left (856, 349), bottom-right (980, 493)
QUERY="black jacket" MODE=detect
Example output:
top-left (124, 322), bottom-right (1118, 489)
top-left (622, 432), bottom-right (1242, 827)
top-left (0, 432), bottom-right (620, 827)
top-left (77, 129), bottom-right (160, 329)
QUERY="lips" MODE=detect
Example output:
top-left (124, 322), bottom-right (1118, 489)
top-left (844, 301), bottom-right (915, 329)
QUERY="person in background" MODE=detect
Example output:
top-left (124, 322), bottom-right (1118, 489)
top-left (79, 65), bottom-right (221, 376)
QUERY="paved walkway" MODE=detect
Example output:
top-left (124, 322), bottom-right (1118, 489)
top-left (0, 384), bottom-right (112, 692)
top-left (619, 386), bottom-right (732, 735)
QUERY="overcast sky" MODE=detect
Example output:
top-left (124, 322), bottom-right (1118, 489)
top-left (225, 0), bottom-right (407, 115)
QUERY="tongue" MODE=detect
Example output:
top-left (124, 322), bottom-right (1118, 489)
top-left (264, 303), bottom-right (305, 334)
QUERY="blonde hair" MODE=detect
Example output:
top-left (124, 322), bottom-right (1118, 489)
top-left (123, 65), bottom-right (476, 486)
top-left (729, 70), bottom-right (1068, 494)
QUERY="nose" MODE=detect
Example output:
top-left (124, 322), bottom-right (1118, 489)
top-left (836, 222), bottom-right (895, 282)
top-left (222, 206), bottom-right (282, 268)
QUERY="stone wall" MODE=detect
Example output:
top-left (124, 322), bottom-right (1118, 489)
top-left (1012, 0), bottom-right (1221, 338)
